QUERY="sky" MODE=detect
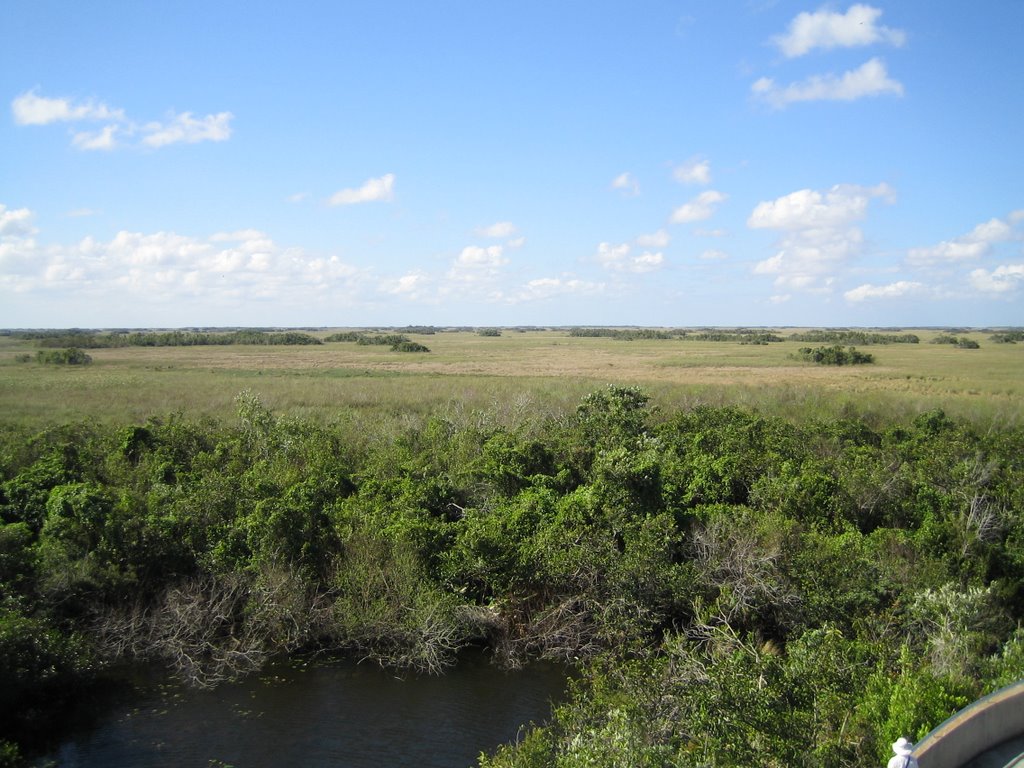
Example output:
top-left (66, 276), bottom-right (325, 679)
top-left (2, 1), bottom-right (1023, 329)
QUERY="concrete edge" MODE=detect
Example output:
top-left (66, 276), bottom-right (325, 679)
top-left (914, 680), bottom-right (1024, 768)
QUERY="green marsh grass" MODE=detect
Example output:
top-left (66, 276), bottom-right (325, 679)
top-left (0, 329), bottom-right (1020, 430)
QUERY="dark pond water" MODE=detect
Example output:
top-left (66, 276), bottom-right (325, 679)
top-left (41, 654), bottom-right (569, 768)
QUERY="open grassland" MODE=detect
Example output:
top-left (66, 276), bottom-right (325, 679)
top-left (0, 328), bottom-right (1020, 429)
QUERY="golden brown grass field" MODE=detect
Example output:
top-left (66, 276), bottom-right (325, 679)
top-left (0, 329), bottom-right (1021, 430)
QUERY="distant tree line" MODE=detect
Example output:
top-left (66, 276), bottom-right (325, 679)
top-left (568, 328), bottom-right (786, 343)
top-left (686, 330), bottom-right (784, 343)
top-left (13, 330), bottom-right (322, 349)
top-left (570, 328), bottom-right (678, 340)
top-left (324, 332), bottom-right (429, 352)
top-left (789, 330), bottom-right (920, 345)
top-left (989, 331), bottom-right (1024, 344)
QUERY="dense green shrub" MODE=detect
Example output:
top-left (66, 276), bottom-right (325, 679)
top-left (0, 390), bottom-right (1021, 762)
top-left (35, 348), bottom-right (92, 365)
top-left (794, 345), bottom-right (874, 365)
top-left (392, 341), bottom-right (430, 352)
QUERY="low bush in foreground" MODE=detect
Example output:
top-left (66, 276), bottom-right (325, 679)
top-left (1, 386), bottom-right (1022, 765)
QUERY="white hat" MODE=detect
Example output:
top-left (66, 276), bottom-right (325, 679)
top-left (892, 737), bottom-right (914, 756)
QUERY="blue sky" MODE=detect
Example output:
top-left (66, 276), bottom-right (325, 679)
top-left (2, 1), bottom-right (1022, 328)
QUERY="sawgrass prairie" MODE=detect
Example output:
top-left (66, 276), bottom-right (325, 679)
top-left (0, 329), bottom-right (1020, 429)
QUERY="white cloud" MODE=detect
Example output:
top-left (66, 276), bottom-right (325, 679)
top-left (12, 91), bottom-right (233, 151)
top-left (636, 229), bottom-right (670, 248)
top-left (595, 242), bottom-right (665, 274)
top-left (844, 280), bottom-right (926, 302)
top-left (72, 124), bottom-right (120, 151)
top-left (673, 159), bottom-right (711, 185)
top-left (671, 190), bottom-right (727, 224)
top-left (445, 245), bottom-right (509, 292)
top-left (748, 183), bottom-right (893, 292)
top-left (507, 236), bottom-right (526, 249)
top-left (11, 90), bottom-right (125, 125)
top-left (699, 249), bottom-right (730, 261)
top-left (329, 174), bottom-right (396, 206)
top-left (454, 245), bottom-right (507, 269)
top-left (142, 111), bottom-right (233, 148)
top-left (773, 4), bottom-right (906, 58)
top-left (475, 221), bottom-right (517, 238)
top-left (0, 204), bottom-right (36, 238)
top-left (748, 183), bottom-right (892, 230)
top-left (632, 252), bottom-right (665, 272)
top-left (969, 264), bottom-right (1024, 294)
top-left (380, 271), bottom-right (431, 298)
top-left (510, 276), bottom-right (605, 303)
top-left (753, 58), bottom-right (903, 108)
top-left (595, 242), bottom-right (630, 268)
top-left (611, 172), bottom-right (640, 196)
top-left (769, 294), bottom-right (791, 304)
top-left (907, 217), bottom-right (1016, 266)
top-left (0, 220), bottom-right (369, 306)
top-left (694, 227), bottom-right (728, 238)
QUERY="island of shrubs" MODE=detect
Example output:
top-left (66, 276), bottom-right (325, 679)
top-left (794, 345), bottom-right (874, 365)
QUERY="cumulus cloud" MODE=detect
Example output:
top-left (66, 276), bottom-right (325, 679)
top-left (748, 183), bottom-right (893, 292)
top-left (595, 242), bottom-right (665, 274)
top-left (907, 217), bottom-right (1016, 266)
top-left (72, 124), bottom-right (120, 151)
top-left (0, 204), bottom-right (36, 238)
top-left (0, 214), bottom-right (368, 307)
top-left (142, 112), bottom-right (233, 148)
top-left (454, 245), bottom-right (507, 269)
top-left (773, 4), bottom-right (906, 58)
top-left (329, 174), bottom-right (396, 206)
top-left (444, 245), bottom-right (509, 293)
top-left (673, 159), bottom-right (711, 185)
top-left (699, 249), bottom-right (730, 261)
top-left (749, 183), bottom-right (892, 230)
top-left (671, 190), bottom-right (727, 224)
top-left (752, 58), bottom-right (903, 108)
top-left (611, 172), bottom-right (640, 196)
top-left (969, 264), bottom-right (1024, 294)
top-left (694, 227), bottom-right (728, 238)
top-left (380, 271), bottom-right (431, 298)
top-left (475, 221), bottom-right (518, 238)
top-left (12, 90), bottom-right (233, 150)
top-left (510, 276), bottom-right (605, 303)
top-left (844, 280), bottom-right (926, 302)
top-left (11, 91), bottom-right (124, 125)
top-left (636, 229), bottom-right (670, 248)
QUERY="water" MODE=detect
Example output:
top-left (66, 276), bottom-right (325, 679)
top-left (43, 654), bottom-right (568, 767)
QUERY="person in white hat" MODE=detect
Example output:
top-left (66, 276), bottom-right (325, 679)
top-left (887, 737), bottom-right (919, 768)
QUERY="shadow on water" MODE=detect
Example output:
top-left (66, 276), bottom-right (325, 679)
top-left (36, 651), bottom-right (570, 768)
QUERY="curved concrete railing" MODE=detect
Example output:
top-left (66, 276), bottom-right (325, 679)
top-left (914, 680), bottom-right (1024, 768)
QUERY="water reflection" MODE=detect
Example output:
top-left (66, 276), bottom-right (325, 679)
top-left (44, 653), bottom-right (568, 768)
